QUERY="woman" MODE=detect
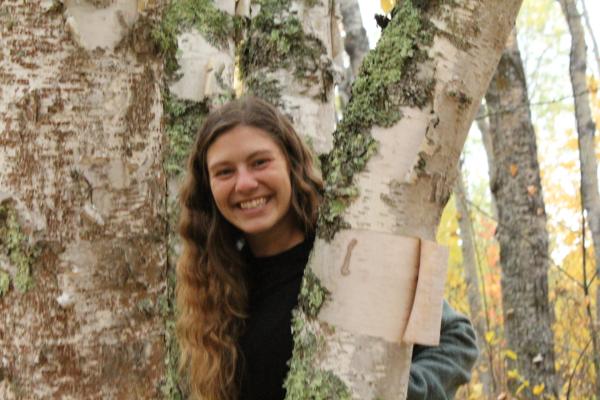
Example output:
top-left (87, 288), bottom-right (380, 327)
top-left (176, 96), bottom-right (478, 400)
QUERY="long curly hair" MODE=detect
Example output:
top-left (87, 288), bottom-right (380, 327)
top-left (176, 96), bottom-right (323, 400)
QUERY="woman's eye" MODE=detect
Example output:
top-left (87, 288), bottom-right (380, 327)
top-left (214, 168), bottom-right (233, 177)
top-left (253, 159), bottom-right (269, 168)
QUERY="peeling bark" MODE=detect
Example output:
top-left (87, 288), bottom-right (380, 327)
top-left (485, 31), bottom-right (559, 398)
top-left (0, 1), bottom-right (167, 398)
top-left (558, 0), bottom-right (600, 396)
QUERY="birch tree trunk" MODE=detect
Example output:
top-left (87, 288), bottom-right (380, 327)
top-left (558, 0), bottom-right (600, 396)
top-left (484, 31), bottom-right (559, 398)
top-left (454, 172), bottom-right (495, 397)
top-left (239, 0), bottom-right (340, 155)
top-left (281, 1), bottom-right (523, 398)
top-left (0, 1), bottom-right (167, 398)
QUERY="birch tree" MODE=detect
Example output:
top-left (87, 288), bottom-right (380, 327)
top-left (558, 0), bottom-right (600, 396)
top-left (0, 1), bottom-right (167, 398)
top-left (277, 1), bottom-right (522, 398)
top-left (484, 31), bottom-right (559, 398)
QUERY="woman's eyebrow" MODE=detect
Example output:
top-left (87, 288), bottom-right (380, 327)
top-left (246, 149), bottom-right (273, 159)
top-left (208, 150), bottom-right (274, 171)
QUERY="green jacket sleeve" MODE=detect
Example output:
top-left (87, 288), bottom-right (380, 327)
top-left (407, 300), bottom-right (479, 400)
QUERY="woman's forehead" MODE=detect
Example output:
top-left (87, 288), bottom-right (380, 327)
top-left (206, 125), bottom-right (284, 166)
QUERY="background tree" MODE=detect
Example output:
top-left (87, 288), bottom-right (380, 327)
top-left (484, 30), bottom-right (559, 398)
top-left (558, 0), bottom-right (600, 396)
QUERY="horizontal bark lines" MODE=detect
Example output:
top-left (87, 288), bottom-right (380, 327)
top-left (0, 2), bottom-right (166, 398)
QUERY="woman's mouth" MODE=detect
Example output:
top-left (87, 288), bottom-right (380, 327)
top-left (238, 196), bottom-right (268, 210)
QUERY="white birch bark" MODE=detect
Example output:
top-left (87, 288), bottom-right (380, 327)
top-left (241, 0), bottom-right (340, 154)
top-left (558, 0), bottom-right (600, 396)
top-left (0, 1), bottom-right (166, 398)
top-left (287, 1), bottom-right (524, 398)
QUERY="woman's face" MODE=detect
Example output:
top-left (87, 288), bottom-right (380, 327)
top-left (206, 125), bottom-right (301, 249)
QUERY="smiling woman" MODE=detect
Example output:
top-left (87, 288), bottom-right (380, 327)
top-left (175, 96), bottom-right (323, 400)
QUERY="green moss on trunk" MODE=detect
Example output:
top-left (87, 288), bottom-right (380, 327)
top-left (239, 0), bottom-right (333, 103)
top-left (285, 310), bottom-right (352, 400)
top-left (0, 270), bottom-right (9, 297)
top-left (153, 0), bottom-right (235, 75)
top-left (163, 92), bottom-right (210, 178)
top-left (0, 203), bottom-right (38, 295)
top-left (284, 268), bottom-right (351, 399)
top-left (318, 0), bottom-right (435, 240)
top-left (159, 264), bottom-right (185, 399)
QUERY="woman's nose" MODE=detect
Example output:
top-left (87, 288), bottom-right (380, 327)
top-left (235, 168), bottom-right (258, 192)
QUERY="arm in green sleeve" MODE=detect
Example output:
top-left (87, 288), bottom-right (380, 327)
top-left (407, 300), bottom-right (479, 400)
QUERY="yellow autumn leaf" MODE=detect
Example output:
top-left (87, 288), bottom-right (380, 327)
top-left (380, 0), bottom-right (396, 13)
top-left (504, 349), bottom-right (518, 360)
top-left (507, 369), bottom-right (520, 380)
top-left (485, 331), bottom-right (495, 344)
top-left (527, 185), bottom-right (538, 196)
top-left (516, 380), bottom-right (530, 395)
top-left (532, 383), bottom-right (545, 396)
top-left (468, 383), bottom-right (483, 400)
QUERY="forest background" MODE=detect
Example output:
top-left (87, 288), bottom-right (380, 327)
top-left (0, 0), bottom-right (599, 399)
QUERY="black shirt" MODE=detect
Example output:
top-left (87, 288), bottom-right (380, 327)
top-left (238, 238), bottom-right (313, 400)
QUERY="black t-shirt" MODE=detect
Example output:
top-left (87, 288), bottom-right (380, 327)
top-left (238, 238), bottom-right (313, 400)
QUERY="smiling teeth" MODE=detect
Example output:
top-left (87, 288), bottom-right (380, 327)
top-left (239, 197), bottom-right (267, 209)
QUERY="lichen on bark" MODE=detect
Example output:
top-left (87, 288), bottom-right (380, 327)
top-left (0, 270), bottom-right (9, 296)
top-left (318, 0), bottom-right (435, 240)
top-left (163, 92), bottom-right (210, 178)
top-left (239, 0), bottom-right (334, 103)
top-left (284, 269), bottom-right (351, 399)
top-left (153, 0), bottom-right (236, 75)
top-left (0, 203), bottom-right (38, 295)
top-left (159, 263), bottom-right (184, 400)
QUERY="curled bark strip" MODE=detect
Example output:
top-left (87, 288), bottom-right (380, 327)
top-left (340, 238), bottom-right (358, 276)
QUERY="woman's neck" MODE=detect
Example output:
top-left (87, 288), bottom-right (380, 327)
top-left (246, 226), bottom-right (305, 257)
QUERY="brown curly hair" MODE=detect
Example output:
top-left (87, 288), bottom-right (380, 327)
top-left (176, 96), bottom-right (323, 400)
